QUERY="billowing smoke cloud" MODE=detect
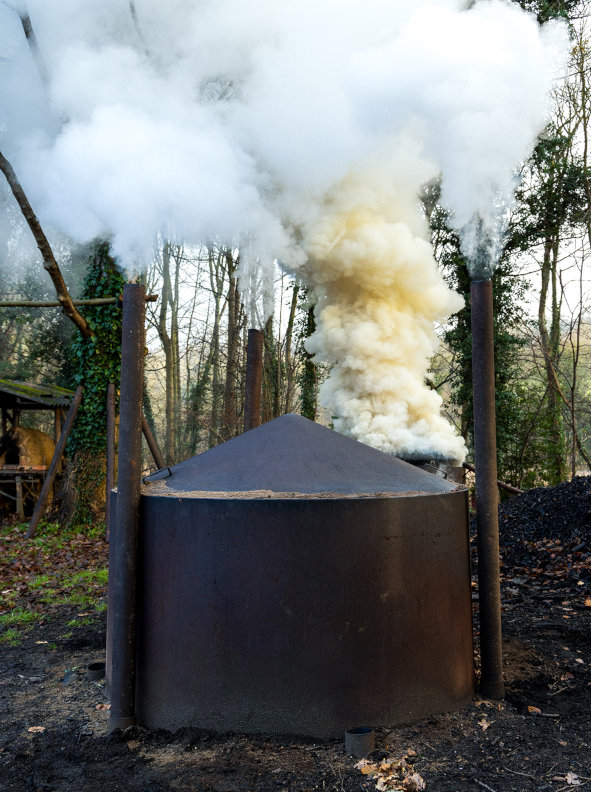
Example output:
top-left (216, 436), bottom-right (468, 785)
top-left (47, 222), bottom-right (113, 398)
top-left (351, 0), bottom-right (568, 278)
top-left (0, 0), bottom-right (568, 461)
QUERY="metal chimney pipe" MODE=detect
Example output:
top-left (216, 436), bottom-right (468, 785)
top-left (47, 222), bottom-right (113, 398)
top-left (105, 382), bottom-right (116, 542)
top-left (108, 283), bottom-right (145, 731)
top-left (470, 278), bottom-right (504, 700)
top-left (243, 328), bottom-right (264, 432)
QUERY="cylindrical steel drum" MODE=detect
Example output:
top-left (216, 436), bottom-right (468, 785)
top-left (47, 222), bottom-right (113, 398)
top-left (109, 414), bottom-right (474, 738)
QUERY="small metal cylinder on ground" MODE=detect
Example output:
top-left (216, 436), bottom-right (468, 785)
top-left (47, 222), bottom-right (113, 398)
top-left (243, 328), bottom-right (264, 432)
top-left (108, 283), bottom-right (146, 732)
top-left (345, 727), bottom-right (375, 758)
top-left (470, 278), bottom-right (504, 700)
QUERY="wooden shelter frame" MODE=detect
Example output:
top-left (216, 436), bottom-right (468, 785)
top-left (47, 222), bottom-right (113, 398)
top-left (0, 295), bottom-right (161, 536)
top-left (0, 379), bottom-right (74, 518)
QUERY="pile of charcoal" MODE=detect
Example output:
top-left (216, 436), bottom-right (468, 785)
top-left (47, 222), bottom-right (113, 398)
top-left (497, 475), bottom-right (590, 572)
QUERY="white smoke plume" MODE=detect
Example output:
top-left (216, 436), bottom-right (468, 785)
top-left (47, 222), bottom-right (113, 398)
top-left (0, 0), bottom-right (568, 460)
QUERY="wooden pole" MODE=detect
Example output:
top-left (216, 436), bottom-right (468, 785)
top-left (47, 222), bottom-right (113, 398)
top-left (15, 476), bottom-right (24, 521)
top-left (462, 462), bottom-right (523, 496)
top-left (141, 414), bottom-right (165, 470)
top-left (26, 385), bottom-right (83, 538)
top-left (0, 295), bottom-right (158, 308)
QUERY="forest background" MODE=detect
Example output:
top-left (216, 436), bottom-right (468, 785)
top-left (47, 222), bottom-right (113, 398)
top-left (1, 0), bottom-right (591, 524)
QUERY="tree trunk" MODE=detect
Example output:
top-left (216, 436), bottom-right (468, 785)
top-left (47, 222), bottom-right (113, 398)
top-left (221, 253), bottom-right (243, 441)
top-left (283, 284), bottom-right (300, 413)
top-left (262, 316), bottom-right (280, 423)
top-left (538, 236), bottom-right (567, 484)
top-left (208, 247), bottom-right (225, 447)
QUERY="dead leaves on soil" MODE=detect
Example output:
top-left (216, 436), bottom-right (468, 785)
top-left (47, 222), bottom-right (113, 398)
top-left (356, 752), bottom-right (425, 791)
top-left (552, 772), bottom-right (582, 785)
top-left (0, 525), bottom-right (108, 622)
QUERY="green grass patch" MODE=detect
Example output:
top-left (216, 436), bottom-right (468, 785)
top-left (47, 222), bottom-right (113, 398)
top-left (67, 616), bottom-right (93, 628)
top-left (69, 568), bottom-right (108, 586)
top-left (0, 628), bottom-right (21, 646)
top-left (0, 519), bottom-right (108, 630)
top-left (0, 608), bottom-right (41, 627)
top-left (29, 574), bottom-right (52, 589)
top-left (46, 592), bottom-right (95, 608)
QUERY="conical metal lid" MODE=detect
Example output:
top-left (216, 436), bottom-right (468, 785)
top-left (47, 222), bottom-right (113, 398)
top-left (144, 414), bottom-right (457, 496)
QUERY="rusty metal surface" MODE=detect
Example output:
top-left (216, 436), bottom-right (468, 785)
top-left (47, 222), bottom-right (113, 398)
top-left (108, 283), bottom-right (146, 731)
top-left (130, 489), bottom-right (473, 738)
top-left (105, 383), bottom-right (116, 543)
top-left (144, 413), bottom-right (458, 495)
top-left (244, 329), bottom-right (264, 432)
top-left (471, 279), bottom-right (504, 700)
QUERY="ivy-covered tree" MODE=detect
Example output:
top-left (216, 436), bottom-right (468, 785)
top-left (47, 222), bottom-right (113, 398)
top-left (296, 290), bottom-right (319, 422)
top-left (62, 241), bottom-right (126, 525)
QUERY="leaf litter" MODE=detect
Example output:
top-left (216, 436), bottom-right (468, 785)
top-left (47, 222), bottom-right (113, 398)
top-left (356, 752), bottom-right (426, 791)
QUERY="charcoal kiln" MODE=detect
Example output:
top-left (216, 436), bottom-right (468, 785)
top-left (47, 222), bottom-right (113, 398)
top-left (108, 413), bottom-right (474, 738)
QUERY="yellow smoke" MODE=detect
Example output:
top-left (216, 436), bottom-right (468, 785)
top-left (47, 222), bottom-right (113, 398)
top-left (301, 167), bottom-right (467, 463)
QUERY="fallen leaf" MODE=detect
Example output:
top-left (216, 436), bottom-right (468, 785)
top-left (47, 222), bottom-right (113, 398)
top-left (478, 717), bottom-right (490, 730)
top-left (561, 672), bottom-right (575, 681)
top-left (406, 749), bottom-right (417, 757)
top-left (527, 706), bottom-right (542, 715)
top-left (27, 726), bottom-right (45, 733)
top-left (558, 740), bottom-right (568, 746)
top-left (94, 703), bottom-right (110, 711)
top-left (403, 772), bottom-right (426, 791)
top-left (585, 598), bottom-right (591, 607)
top-left (575, 658), bottom-right (584, 664)
top-left (566, 771), bottom-right (581, 785)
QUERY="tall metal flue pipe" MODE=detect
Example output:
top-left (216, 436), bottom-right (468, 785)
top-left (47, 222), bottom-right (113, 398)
top-left (244, 328), bottom-right (264, 432)
top-left (470, 278), bottom-right (504, 700)
top-left (108, 283), bottom-right (146, 731)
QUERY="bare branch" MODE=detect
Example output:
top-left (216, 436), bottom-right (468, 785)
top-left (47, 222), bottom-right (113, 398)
top-left (2, 2), bottom-right (49, 86)
top-left (0, 150), bottom-right (93, 338)
top-left (129, 1), bottom-right (152, 59)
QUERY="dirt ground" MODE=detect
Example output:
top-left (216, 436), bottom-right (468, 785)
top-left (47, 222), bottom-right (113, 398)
top-left (1, 495), bottom-right (590, 792)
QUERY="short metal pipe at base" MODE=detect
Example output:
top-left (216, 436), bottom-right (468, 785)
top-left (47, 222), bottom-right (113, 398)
top-left (345, 727), bottom-right (375, 758)
top-left (107, 283), bottom-right (146, 732)
top-left (470, 278), bottom-right (504, 700)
